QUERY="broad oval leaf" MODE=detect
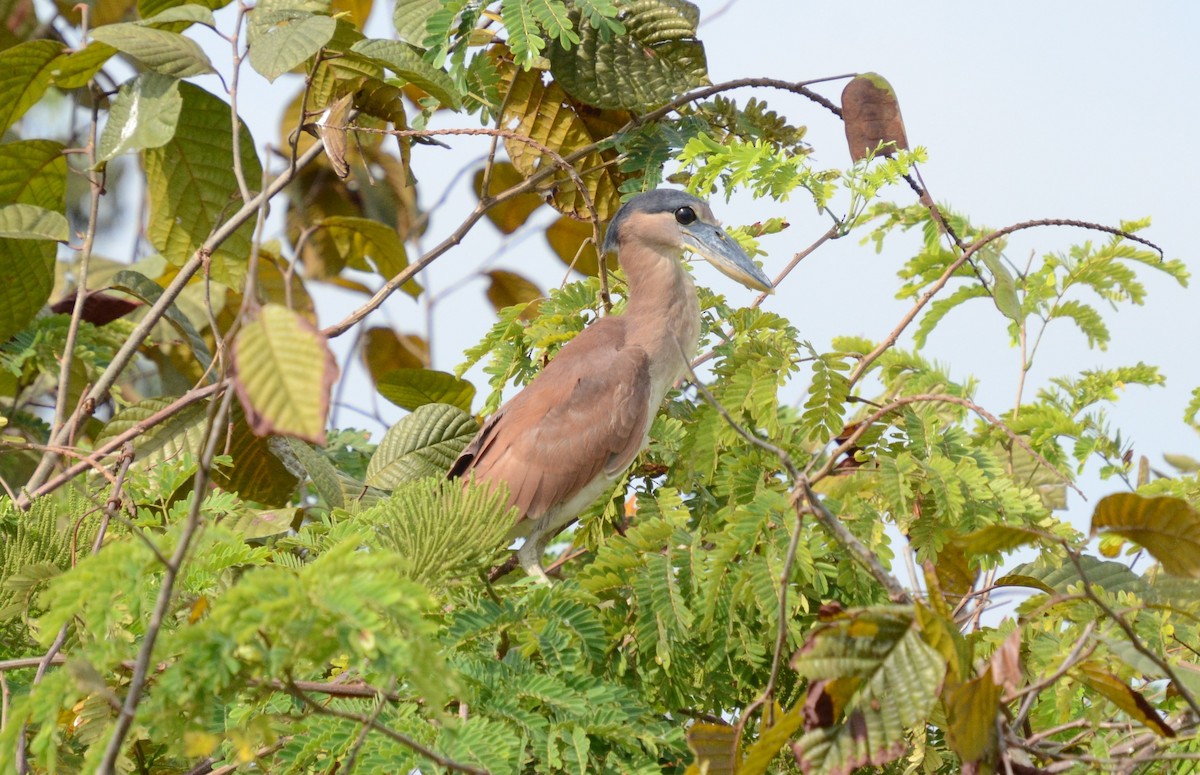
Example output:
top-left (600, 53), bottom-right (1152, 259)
top-left (247, 9), bottom-right (337, 82)
top-left (841, 72), bottom-right (909, 162)
top-left (1091, 492), bottom-right (1200, 578)
top-left (545, 214), bottom-right (614, 276)
top-left (313, 216), bottom-right (422, 296)
top-left (233, 303), bottom-right (338, 444)
top-left (144, 82), bottom-right (262, 286)
top-left (393, 0), bottom-right (440, 45)
top-left (98, 72), bottom-right (183, 161)
top-left (0, 40), bottom-right (64, 135)
top-left (376, 368), bottom-right (475, 412)
top-left (500, 61), bottom-right (628, 220)
top-left (944, 666), bottom-right (1001, 765)
top-left (365, 403), bottom-right (479, 488)
top-left (790, 607), bottom-right (946, 774)
top-left (472, 161), bottom-right (543, 234)
top-left (362, 327), bottom-right (429, 381)
top-left (348, 38), bottom-right (461, 108)
top-left (91, 24), bottom-right (215, 77)
top-left (0, 140), bottom-right (65, 340)
top-left (981, 250), bottom-right (1022, 322)
top-left (547, 0), bottom-right (707, 112)
top-left (51, 43), bottom-right (117, 90)
top-left (1075, 663), bottom-right (1176, 737)
top-left (109, 269), bottom-right (215, 379)
top-left (210, 407), bottom-right (302, 506)
top-left (485, 269), bottom-right (542, 320)
top-left (0, 204), bottom-right (68, 241)
top-left (94, 395), bottom-right (208, 469)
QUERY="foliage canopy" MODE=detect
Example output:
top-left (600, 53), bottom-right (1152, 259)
top-left (0, 1), bottom-right (1198, 773)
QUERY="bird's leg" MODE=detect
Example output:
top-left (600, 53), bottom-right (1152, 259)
top-left (517, 537), bottom-right (552, 583)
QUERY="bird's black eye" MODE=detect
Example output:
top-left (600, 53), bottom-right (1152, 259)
top-left (674, 206), bottom-right (697, 225)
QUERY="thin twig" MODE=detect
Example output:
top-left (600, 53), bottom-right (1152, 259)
top-left (805, 393), bottom-right (1081, 501)
top-left (18, 141), bottom-right (327, 506)
top-left (1064, 546), bottom-right (1200, 718)
top-left (285, 679), bottom-right (491, 775)
top-left (845, 218), bottom-right (1164, 392)
top-left (1009, 622), bottom-right (1096, 731)
top-left (16, 441), bottom-right (134, 774)
top-left (32, 90), bottom-right (105, 498)
top-left (26, 383), bottom-right (225, 502)
top-left (97, 387), bottom-right (237, 770)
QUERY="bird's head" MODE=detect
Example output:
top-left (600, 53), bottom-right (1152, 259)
top-left (602, 189), bottom-right (773, 293)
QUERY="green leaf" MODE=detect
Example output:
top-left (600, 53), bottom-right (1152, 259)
top-left (392, 0), bottom-right (441, 45)
top-left (91, 24), bottom-right (215, 77)
top-left (137, 3), bottom-right (217, 26)
top-left (0, 40), bottom-right (64, 135)
top-left (981, 251), bottom-right (1021, 322)
top-left (94, 396), bottom-right (207, 469)
top-left (376, 368), bottom-right (475, 412)
top-left (0, 140), bottom-right (64, 341)
top-left (501, 0), bottom-right (547, 68)
top-left (313, 216), bottom-right (421, 296)
top-left (368, 477), bottom-right (516, 587)
top-left (51, 43), bottom-right (117, 89)
top-left (144, 82), bottom-right (262, 285)
top-left (247, 8), bottom-right (336, 82)
top-left (233, 304), bottom-right (337, 444)
top-left (97, 72), bottom-right (182, 161)
top-left (1091, 492), bottom-right (1200, 578)
top-left (0, 204), bottom-right (68, 241)
top-left (348, 38), bottom-right (461, 108)
top-left (108, 269), bottom-right (214, 379)
top-left (547, 0), bottom-right (707, 112)
top-left (279, 437), bottom-right (366, 509)
top-left (210, 408), bottom-right (302, 505)
top-left (365, 403), bottom-right (479, 488)
top-left (998, 555), bottom-right (1147, 597)
top-left (955, 524), bottom-right (1046, 557)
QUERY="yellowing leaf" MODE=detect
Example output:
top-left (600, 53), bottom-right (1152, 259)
top-left (183, 731), bottom-right (220, 757)
top-left (545, 214), bottom-right (614, 277)
top-left (944, 666), bottom-right (1001, 764)
top-left (684, 721), bottom-right (736, 775)
top-left (500, 59), bottom-right (627, 220)
top-left (1091, 492), bottom-right (1200, 578)
top-left (362, 327), bottom-right (429, 381)
top-left (740, 704), bottom-right (804, 775)
top-left (1075, 663), bottom-right (1175, 737)
top-left (233, 304), bottom-right (338, 445)
top-left (313, 216), bottom-right (422, 296)
top-left (485, 269), bottom-right (542, 320)
top-left (473, 161), bottom-right (543, 234)
top-left (0, 40), bottom-right (65, 135)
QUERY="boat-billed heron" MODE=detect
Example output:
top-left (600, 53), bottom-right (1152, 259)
top-left (450, 189), bottom-right (773, 581)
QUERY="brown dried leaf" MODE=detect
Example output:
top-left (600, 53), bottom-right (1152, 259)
top-left (841, 73), bottom-right (909, 162)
